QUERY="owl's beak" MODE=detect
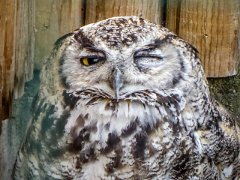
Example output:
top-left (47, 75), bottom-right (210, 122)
top-left (112, 67), bottom-right (123, 101)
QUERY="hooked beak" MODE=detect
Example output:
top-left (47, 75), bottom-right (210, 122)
top-left (112, 67), bottom-right (123, 101)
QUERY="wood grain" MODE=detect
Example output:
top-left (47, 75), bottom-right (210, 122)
top-left (166, 0), bottom-right (240, 77)
top-left (34, 0), bottom-right (84, 69)
top-left (0, 0), bottom-right (16, 120)
top-left (14, 0), bottom-right (35, 97)
top-left (0, 0), bottom-right (35, 120)
top-left (85, 0), bottom-right (163, 25)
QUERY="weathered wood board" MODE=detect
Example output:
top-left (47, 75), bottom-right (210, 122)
top-left (166, 0), bottom-right (240, 77)
top-left (34, 0), bottom-right (84, 69)
top-left (0, 0), bottom-right (15, 120)
top-left (85, 0), bottom-right (163, 25)
top-left (0, 0), bottom-right (34, 120)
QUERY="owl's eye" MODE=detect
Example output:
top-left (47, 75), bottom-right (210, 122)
top-left (134, 51), bottom-right (164, 69)
top-left (80, 57), bottom-right (104, 66)
top-left (134, 49), bottom-right (163, 61)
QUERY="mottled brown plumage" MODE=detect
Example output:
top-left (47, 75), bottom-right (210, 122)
top-left (14, 16), bottom-right (240, 179)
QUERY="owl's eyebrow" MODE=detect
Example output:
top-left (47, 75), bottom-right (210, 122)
top-left (74, 31), bottom-right (105, 55)
top-left (74, 30), bottom-right (97, 49)
top-left (84, 46), bottom-right (106, 55)
top-left (135, 44), bottom-right (158, 54)
top-left (136, 39), bottom-right (168, 53)
top-left (135, 37), bottom-right (172, 53)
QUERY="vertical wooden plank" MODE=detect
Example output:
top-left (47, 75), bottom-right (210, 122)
top-left (166, 0), bottom-right (240, 77)
top-left (0, 0), bottom-right (34, 120)
top-left (0, 0), bottom-right (35, 121)
top-left (14, 0), bottom-right (35, 98)
top-left (165, 0), bottom-right (179, 33)
top-left (34, 0), bottom-right (84, 69)
top-left (0, 0), bottom-right (16, 120)
top-left (85, 0), bottom-right (163, 25)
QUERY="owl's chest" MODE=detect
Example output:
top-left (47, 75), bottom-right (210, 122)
top-left (73, 124), bottom-right (196, 179)
top-left (63, 99), bottom-right (199, 179)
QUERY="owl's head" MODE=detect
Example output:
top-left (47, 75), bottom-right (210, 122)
top-left (59, 16), bottom-right (205, 103)
top-left (40, 16), bottom-right (212, 153)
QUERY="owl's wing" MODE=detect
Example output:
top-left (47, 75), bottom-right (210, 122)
top-left (219, 103), bottom-right (240, 177)
top-left (208, 100), bottom-right (240, 178)
top-left (215, 101), bottom-right (240, 147)
top-left (13, 33), bottom-right (75, 179)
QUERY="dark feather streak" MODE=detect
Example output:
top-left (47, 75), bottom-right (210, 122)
top-left (74, 30), bottom-right (94, 48)
top-left (71, 128), bottom-right (90, 151)
top-left (105, 144), bottom-right (123, 174)
top-left (102, 132), bottom-right (120, 154)
top-left (63, 90), bottom-right (80, 109)
top-left (121, 119), bottom-right (138, 137)
top-left (79, 144), bottom-right (96, 164)
top-left (133, 132), bottom-right (148, 159)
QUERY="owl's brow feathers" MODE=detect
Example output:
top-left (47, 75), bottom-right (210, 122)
top-left (74, 30), bottom-right (94, 48)
top-left (73, 27), bottom-right (178, 49)
top-left (72, 17), bottom-right (158, 48)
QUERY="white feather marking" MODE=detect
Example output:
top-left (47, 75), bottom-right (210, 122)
top-left (193, 132), bottom-right (203, 154)
top-left (80, 156), bottom-right (108, 180)
top-left (222, 164), bottom-right (233, 178)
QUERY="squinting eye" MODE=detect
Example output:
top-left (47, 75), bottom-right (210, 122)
top-left (80, 57), bottom-right (104, 66)
top-left (134, 54), bottom-right (164, 71)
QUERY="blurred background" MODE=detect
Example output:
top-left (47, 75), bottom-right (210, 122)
top-left (0, 0), bottom-right (240, 178)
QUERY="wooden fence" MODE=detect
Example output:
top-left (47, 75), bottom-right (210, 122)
top-left (0, 0), bottom-right (240, 121)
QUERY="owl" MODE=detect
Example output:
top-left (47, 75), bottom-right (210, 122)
top-left (14, 16), bottom-right (240, 179)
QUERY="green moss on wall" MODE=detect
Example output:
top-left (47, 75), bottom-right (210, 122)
top-left (208, 70), bottom-right (240, 119)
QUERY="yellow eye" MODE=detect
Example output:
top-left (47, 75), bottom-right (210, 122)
top-left (82, 58), bottom-right (89, 66)
top-left (80, 57), bottom-right (104, 66)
